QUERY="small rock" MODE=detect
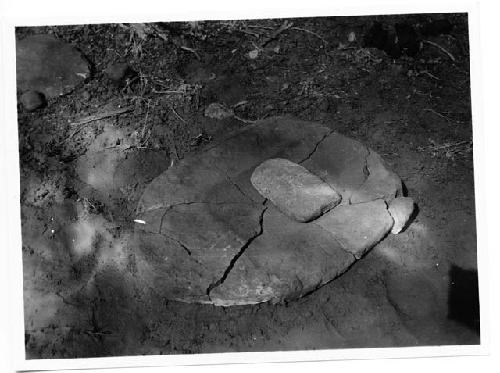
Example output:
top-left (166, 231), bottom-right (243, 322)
top-left (82, 90), bottom-right (91, 100)
top-left (104, 62), bottom-right (134, 82)
top-left (388, 196), bottom-right (415, 234)
top-left (20, 90), bottom-right (45, 111)
top-left (204, 102), bottom-right (234, 120)
top-left (248, 49), bottom-right (260, 59)
top-left (251, 158), bottom-right (342, 222)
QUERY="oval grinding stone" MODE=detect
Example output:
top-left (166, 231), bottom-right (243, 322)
top-left (251, 158), bottom-right (341, 222)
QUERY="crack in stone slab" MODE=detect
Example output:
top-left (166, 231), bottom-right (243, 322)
top-left (150, 202), bottom-right (256, 234)
top-left (206, 201), bottom-right (268, 297)
top-left (311, 222), bottom-right (357, 261)
top-left (162, 234), bottom-right (192, 256)
top-left (298, 129), bottom-right (336, 165)
top-left (348, 148), bottom-right (372, 205)
top-left (211, 163), bottom-right (258, 203)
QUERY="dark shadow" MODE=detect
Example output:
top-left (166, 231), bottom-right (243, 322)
top-left (447, 265), bottom-right (480, 335)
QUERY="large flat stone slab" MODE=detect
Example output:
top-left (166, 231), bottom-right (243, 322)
top-left (251, 158), bottom-right (341, 222)
top-left (16, 34), bottom-right (90, 97)
top-left (134, 117), bottom-right (405, 306)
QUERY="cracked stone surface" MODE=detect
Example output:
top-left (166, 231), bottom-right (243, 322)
top-left (134, 117), bottom-right (408, 305)
top-left (16, 34), bottom-right (90, 98)
top-left (251, 158), bottom-right (341, 222)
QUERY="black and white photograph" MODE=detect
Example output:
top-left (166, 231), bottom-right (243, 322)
top-left (1, 0), bottom-right (496, 371)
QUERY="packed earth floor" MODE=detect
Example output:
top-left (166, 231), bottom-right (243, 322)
top-left (17, 13), bottom-right (479, 358)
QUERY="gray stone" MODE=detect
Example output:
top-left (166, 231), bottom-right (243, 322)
top-left (301, 132), bottom-right (370, 203)
top-left (204, 102), bottom-right (234, 119)
top-left (209, 206), bottom-right (355, 306)
top-left (104, 62), bottom-right (133, 82)
top-left (20, 90), bottom-right (45, 111)
top-left (349, 151), bottom-right (403, 204)
top-left (314, 199), bottom-right (394, 259)
top-left (388, 197), bottom-right (415, 234)
top-left (134, 117), bottom-right (406, 306)
top-left (251, 158), bottom-right (341, 222)
top-left (16, 34), bottom-right (90, 98)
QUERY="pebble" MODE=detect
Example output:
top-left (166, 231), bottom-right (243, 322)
top-left (20, 90), bottom-right (45, 111)
top-left (82, 90), bottom-right (91, 100)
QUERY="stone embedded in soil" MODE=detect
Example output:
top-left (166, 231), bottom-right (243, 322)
top-left (20, 90), bottom-right (45, 111)
top-left (251, 158), bottom-right (341, 222)
top-left (104, 62), bottom-right (134, 82)
top-left (134, 117), bottom-right (407, 306)
top-left (388, 196), bottom-right (415, 234)
top-left (314, 199), bottom-right (394, 259)
top-left (16, 34), bottom-right (90, 98)
top-left (204, 102), bottom-right (234, 120)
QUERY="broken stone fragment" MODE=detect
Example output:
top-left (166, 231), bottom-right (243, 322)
top-left (251, 158), bottom-right (342, 222)
top-left (16, 34), bottom-right (90, 98)
top-left (388, 196), bottom-right (415, 234)
top-left (20, 90), bottom-right (45, 111)
top-left (314, 199), bottom-right (394, 258)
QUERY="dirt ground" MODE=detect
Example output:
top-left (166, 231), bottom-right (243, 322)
top-left (17, 13), bottom-right (479, 359)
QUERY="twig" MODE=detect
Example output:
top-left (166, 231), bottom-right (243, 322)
top-left (290, 26), bottom-right (329, 46)
top-left (233, 114), bottom-right (258, 124)
top-left (148, 24), bottom-right (201, 60)
top-left (424, 108), bottom-right (455, 122)
top-left (180, 45), bottom-right (201, 60)
top-left (68, 106), bottom-right (133, 138)
top-left (260, 20), bottom-right (293, 48)
top-left (139, 99), bottom-right (152, 143)
top-left (245, 24), bottom-right (274, 30)
top-left (152, 88), bottom-right (184, 94)
top-left (428, 140), bottom-right (470, 150)
top-left (171, 106), bottom-right (187, 123)
top-left (423, 40), bottom-right (456, 62)
top-left (419, 70), bottom-right (440, 80)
